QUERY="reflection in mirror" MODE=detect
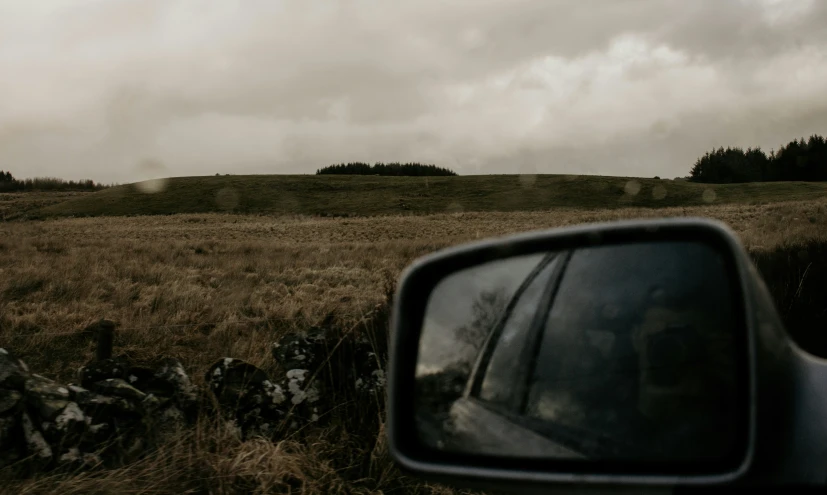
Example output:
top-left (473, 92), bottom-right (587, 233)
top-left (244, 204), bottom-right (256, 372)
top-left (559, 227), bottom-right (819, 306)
top-left (415, 241), bottom-right (742, 464)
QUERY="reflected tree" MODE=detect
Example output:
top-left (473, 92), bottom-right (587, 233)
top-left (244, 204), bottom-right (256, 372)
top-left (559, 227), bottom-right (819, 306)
top-left (416, 288), bottom-right (509, 449)
top-left (454, 288), bottom-right (509, 362)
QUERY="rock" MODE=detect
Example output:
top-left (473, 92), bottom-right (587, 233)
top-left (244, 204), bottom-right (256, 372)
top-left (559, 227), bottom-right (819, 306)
top-left (281, 368), bottom-right (324, 430)
top-left (36, 402), bottom-right (87, 449)
top-left (140, 394), bottom-right (166, 413)
top-left (67, 384), bottom-right (92, 403)
top-left (152, 405), bottom-right (187, 441)
top-left (78, 356), bottom-right (130, 389)
top-left (152, 358), bottom-right (198, 419)
top-left (205, 358), bottom-right (288, 440)
top-left (83, 421), bottom-right (112, 446)
top-left (285, 369), bottom-right (320, 406)
top-left (0, 389), bottom-right (22, 415)
top-left (90, 379), bottom-right (147, 402)
top-left (272, 331), bottom-right (328, 372)
top-left (0, 348), bottom-right (212, 472)
top-left (54, 402), bottom-right (86, 436)
top-left (0, 414), bottom-right (18, 444)
top-left (82, 451), bottom-right (102, 467)
top-left (75, 391), bottom-right (138, 419)
top-left (58, 447), bottom-right (102, 468)
top-left (25, 375), bottom-right (71, 420)
top-left (21, 412), bottom-right (52, 461)
top-left (0, 415), bottom-right (22, 467)
top-left (58, 447), bottom-right (98, 468)
top-left (351, 336), bottom-right (386, 396)
top-left (206, 358), bottom-right (271, 407)
top-left (355, 369), bottom-right (387, 396)
top-left (123, 366), bottom-right (158, 393)
top-left (0, 348), bottom-right (29, 390)
top-left (261, 379), bottom-right (287, 406)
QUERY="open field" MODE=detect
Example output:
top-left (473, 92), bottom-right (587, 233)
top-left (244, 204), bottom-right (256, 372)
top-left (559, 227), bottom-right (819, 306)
top-left (1, 197), bottom-right (827, 493)
top-left (0, 192), bottom-right (93, 221)
top-left (19, 174), bottom-right (827, 219)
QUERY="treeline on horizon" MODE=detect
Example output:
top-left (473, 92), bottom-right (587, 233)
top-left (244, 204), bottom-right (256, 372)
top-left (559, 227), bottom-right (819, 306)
top-left (0, 170), bottom-right (109, 192)
top-left (689, 134), bottom-right (827, 183)
top-left (316, 162), bottom-right (458, 176)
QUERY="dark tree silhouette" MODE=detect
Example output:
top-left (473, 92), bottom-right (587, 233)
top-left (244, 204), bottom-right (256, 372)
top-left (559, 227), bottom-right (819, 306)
top-left (316, 162), bottom-right (458, 176)
top-left (0, 171), bottom-right (108, 192)
top-left (689, 134), bottom-right (827, 183)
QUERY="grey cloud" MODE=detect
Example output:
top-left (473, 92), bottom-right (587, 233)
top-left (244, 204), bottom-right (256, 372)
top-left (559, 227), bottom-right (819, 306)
top-left (0, 0), bottom-right (826, 182)
top-left (473, 99), bottom-right (827, 179)
top-left (651, 0), bottom-right (827, 62)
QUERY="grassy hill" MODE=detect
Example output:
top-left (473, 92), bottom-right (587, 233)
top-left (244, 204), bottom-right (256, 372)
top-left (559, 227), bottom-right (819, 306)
top-left (29, 174), bottom-right (827, 219)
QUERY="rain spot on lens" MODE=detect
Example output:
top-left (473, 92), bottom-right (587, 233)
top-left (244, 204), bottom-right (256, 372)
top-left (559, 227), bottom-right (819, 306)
top-left (624, 180), bottom-right (641, 196)
top-left (702, 189), bottom-right (717, 203)
top-left (135, 178), bottom-right (167, 194)
top-left (446, 202), bottom-right (464, 214)
top-left (519, 164), bottom-right (538, 188)
top-left (216, 187), bottom-right (240, 211)
top-left (519, 174), bottom-right (537, 188)
top-left (652, 184), bottom-right (667, 200)
top-left (134, 158), bottom-right (169, 194)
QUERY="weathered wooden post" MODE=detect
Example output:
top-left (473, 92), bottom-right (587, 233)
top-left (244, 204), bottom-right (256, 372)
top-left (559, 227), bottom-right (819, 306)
top-left (96, 319), bottom-right (115, 361)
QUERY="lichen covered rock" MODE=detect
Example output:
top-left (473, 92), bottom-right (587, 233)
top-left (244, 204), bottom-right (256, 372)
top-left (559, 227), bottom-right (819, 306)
top-left (0, 348), bottom-right (29, 391)
top-left (78, 356), bottom-right (130, 389)
top-left (271, 330), bottom-right (328, 372)
top-left (206, 358), bottom-right (287, 440)
top-left (0, 350), bottom-right (202, 470)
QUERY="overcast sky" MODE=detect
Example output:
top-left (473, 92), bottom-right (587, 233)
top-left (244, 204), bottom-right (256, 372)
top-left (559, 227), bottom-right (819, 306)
top-left (1, 0), bottom-right (826, 183)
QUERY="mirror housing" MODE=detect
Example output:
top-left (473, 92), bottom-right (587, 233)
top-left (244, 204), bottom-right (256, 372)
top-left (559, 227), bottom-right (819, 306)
top-left (387, 217), bottom-right (826, 490)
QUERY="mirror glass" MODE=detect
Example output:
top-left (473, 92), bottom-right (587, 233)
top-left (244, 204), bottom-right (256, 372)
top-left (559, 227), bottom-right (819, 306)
top-left (415, 241), bottom-right (742, 464)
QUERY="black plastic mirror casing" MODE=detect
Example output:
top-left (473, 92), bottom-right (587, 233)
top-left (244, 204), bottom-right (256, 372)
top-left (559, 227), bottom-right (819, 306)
top-left (387, 217), bottom-right (827, 491)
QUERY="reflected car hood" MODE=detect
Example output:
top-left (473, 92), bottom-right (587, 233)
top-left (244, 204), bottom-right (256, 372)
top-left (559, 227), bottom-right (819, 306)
top-left (447, 397), bottom-right (587, 459)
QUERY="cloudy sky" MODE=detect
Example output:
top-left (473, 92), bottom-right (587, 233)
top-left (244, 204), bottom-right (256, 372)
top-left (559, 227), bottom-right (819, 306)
top-left (1, 0), bottom-right (826, 183)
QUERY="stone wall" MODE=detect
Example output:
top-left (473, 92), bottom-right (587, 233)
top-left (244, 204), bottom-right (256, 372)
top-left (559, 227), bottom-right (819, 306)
top-left (0, 328), bottom-right (386, 471)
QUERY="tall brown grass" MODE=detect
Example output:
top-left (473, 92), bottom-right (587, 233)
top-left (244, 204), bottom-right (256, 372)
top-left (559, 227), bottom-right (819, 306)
top-left (1, 198), bottom-right (826, 493)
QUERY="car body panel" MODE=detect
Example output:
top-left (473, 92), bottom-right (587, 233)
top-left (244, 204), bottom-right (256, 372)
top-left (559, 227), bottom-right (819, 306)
top-left (448, 397), bottom-right (586, 459)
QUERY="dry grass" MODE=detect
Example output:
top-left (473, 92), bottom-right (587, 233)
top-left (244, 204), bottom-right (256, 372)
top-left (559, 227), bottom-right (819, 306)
top-left (1, 197), bottom-right (826, 493)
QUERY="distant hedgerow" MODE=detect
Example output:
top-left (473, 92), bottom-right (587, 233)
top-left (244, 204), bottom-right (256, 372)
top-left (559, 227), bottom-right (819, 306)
top-left (0, 170), bottom-right (109, 192)
top-left (316, 162), bottom-right (458, 176)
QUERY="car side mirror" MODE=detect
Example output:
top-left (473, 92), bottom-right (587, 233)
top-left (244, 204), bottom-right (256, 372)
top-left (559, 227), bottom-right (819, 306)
top-left (387, 217), bottom-right (827, 491)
